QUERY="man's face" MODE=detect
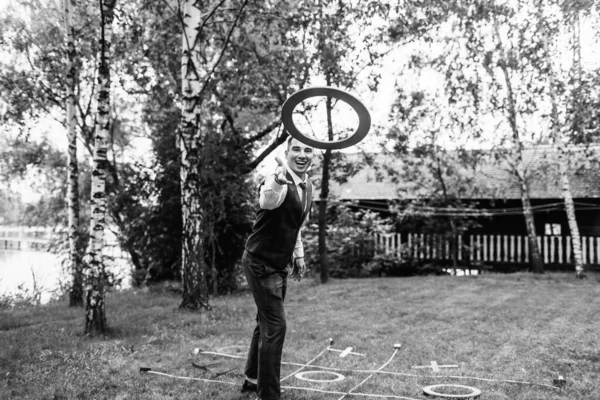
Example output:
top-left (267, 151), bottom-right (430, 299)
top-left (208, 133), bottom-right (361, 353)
top-left (285, 138), bottom-right (314, 177)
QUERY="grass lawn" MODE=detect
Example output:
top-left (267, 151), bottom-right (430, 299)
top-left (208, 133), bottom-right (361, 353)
top-left (1, 272), bottom-right (599, 400)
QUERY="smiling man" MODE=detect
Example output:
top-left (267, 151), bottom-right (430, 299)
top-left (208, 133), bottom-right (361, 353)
top-left (241, 137), bottom-right (314, 400)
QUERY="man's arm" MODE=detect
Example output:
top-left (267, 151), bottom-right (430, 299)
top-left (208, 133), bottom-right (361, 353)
top-left (259, 156), bottom-right (292, 209)
top-left (259, 175), bottom-right (288, 209)
top-left (291, 227), bottom-right (306, 281)
top-left (293, 227), bottom-right (304, 259)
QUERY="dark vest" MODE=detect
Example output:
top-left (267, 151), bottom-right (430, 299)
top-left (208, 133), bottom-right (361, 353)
top-left (245, 172), bottom-right (312, 271)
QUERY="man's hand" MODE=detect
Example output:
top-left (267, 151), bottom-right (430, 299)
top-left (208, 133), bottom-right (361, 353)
top-left (291, 257), bottom-right (307, 281)
top-left (274, 156), bottom-right (293, 185)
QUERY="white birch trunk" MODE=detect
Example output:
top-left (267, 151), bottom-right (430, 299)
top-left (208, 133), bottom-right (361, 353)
top-left (569, 9), bottom-right (586, 278)
top-left (493, 19), bottom-right (544, 273)
top-left (63, 0), bottom-right (83, 307)
top-left (538, 3), bottom-right (585, 278)
top-left (179, 0), bottom-right (209, 309)
top-left (84, 0), bottom-right (116, 335)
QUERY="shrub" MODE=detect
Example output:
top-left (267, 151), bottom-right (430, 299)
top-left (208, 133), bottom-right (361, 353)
top-left (304, 202), bottom-right (393, 278)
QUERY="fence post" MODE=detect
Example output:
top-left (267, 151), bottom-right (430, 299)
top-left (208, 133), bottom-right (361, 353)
top-left (398, 233), bottom-right (403, 260)
top-left (482, 235), bottom-right (487, 261)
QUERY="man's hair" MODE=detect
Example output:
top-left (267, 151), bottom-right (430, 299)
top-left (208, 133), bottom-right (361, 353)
top-left (286, 135), bottom-right (313, 151)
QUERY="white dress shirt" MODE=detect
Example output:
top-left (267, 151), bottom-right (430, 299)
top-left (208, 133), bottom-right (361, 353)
top-left (259, 163), bottom-right (308, 259)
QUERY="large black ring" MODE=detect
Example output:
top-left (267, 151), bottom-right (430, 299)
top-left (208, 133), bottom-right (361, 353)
top-left (281, 86), bottom-right (371, 150)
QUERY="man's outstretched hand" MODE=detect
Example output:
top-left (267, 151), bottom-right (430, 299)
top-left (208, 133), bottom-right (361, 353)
top-left (291, 257), bottom-right (307, 281)
top-left (274, 156), bottom-right (293, 185)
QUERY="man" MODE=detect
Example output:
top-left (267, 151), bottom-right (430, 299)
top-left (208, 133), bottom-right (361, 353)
top-left (241, 136), bottom-right (314, 400)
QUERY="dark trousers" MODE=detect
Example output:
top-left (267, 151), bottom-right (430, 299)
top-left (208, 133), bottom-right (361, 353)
top-left (243, 250), bottom-right (288, 400)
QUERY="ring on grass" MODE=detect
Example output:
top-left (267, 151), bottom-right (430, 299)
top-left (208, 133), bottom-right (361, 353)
top-left (281, 86), bottom-right (371, 150)
top-left (422, 384), bottom-right (481, 399)
top-left (295, 370), bottom-right (345, 383)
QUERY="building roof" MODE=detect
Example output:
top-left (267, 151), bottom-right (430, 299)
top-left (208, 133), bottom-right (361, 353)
top-left (315, 145), bottom-right (600, 201)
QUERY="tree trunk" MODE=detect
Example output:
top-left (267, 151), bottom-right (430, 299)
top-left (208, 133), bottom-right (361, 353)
top-left (539, 4), bottom-right (585, 278)
top-left (520, 189), bottom-right (544, 273)
top-left (570, 8), bottom-right (586, 279)
top-left (63, 0), bottom-right (83, 307)
top-left (318, 75), bottom-right (335, 284)
top-left (84, 0), bottom-right (116, 335)
top-left (318, 149), bottom-right (331, 284)
top-left (560, 164), bottom-right (584, 277)
top-left (434, 149), bottom-right (459, 272)
top-left (179, 0), bottom-right (209, 310)
top-left (494, 20), bottom-right (544, 273)
top-left (502, 74), bottom-right (544, 274)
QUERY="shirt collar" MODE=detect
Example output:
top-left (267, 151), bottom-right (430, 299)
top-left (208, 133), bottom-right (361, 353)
top-left (284, 162), bottom-right (306, 186)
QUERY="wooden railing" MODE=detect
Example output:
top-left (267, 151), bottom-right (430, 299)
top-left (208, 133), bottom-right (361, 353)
top-left (0, 226), bottom-right (54, 251)
top-left (374, 232), bottom-right (600, 266)
top-left (0, 226), bottom-right (123, 258)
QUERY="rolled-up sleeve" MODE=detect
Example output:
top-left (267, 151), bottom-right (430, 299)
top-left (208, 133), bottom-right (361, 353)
top-left (293, 227), bottom-right (304, 258)
top-left (259, 174), bottom-right (287, 209)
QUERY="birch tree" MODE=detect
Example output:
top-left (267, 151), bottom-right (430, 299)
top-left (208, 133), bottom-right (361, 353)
top-left (84, 0), bottom-right (116, 335)
top-left (178, 0), bottom-right (248, 309)
top-left (62, 0), bottom-right (83, 306)
top-left (537, 2), bottom-right (585, 278)
top-left (390, 1), bottom-right (545, 272)
top-left (491, 16), bottom-right (544, 273)
top-left (178, 0), bottom-right (209, 309)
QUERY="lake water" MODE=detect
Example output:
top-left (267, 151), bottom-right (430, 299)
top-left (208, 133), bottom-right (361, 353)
top-left (0, 250), bottom-right (64, 304)
top-left (0, 250), bottom-right (132, 305)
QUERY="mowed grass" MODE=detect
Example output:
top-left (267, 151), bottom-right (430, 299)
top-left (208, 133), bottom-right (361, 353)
top-left (1, 272), bottom-right (599, 400)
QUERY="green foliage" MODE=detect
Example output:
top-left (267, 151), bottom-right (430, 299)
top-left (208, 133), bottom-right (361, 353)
top-left (0, 0), bottom-right (99, 129)
top-left (304, 202), bottom-right (392, 278)
top-left (200, 129), bottom-right (254, 294)
top-left (109, 156), bottom-right (182, 284)
top-left (0, 133), bottom-right (83, 226)
top-left (384, 86), bottom-right (485, 239)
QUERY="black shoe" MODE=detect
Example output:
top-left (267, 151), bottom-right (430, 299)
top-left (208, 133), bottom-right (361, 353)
top-left (241, 379), bottom-right (257, 393)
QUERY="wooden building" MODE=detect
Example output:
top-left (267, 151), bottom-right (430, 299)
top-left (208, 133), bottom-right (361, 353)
top-left (314, 146), bottom-right (600, 271)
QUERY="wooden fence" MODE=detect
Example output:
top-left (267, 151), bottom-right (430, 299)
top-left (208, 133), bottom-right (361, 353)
top-left (374, 232), bottom-right (600, 266)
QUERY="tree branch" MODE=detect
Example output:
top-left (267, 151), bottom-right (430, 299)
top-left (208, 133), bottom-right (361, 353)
top-left (245, 127), bottom-right (288, 172)
top-left (198, 0), bottom-right (249, 96)
top-left (244, 119), bottom-right (281, 144)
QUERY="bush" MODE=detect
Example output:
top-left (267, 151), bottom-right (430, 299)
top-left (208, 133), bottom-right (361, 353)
top-left (304, 202), bottom-right (393, 278)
